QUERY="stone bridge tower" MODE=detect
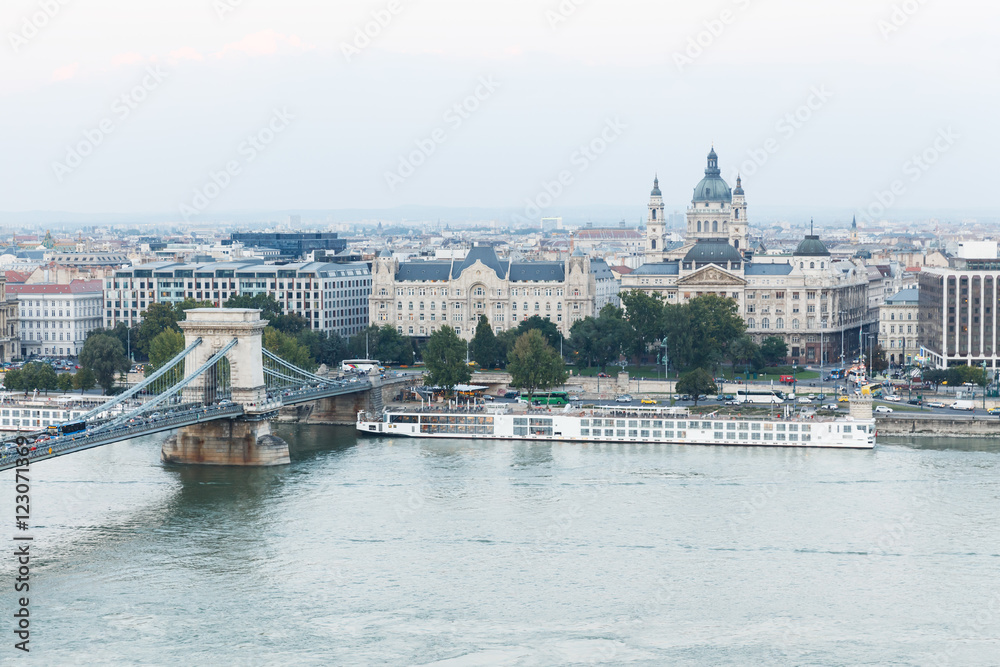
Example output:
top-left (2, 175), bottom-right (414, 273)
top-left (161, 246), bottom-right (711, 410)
top-left (162, 309), bottom-right (289, 467)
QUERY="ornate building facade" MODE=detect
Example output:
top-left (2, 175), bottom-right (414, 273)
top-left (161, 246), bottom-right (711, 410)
top-left (369, 245), bottom-right (596, 341)
top-left (623, 147), bottom-right (872, 365)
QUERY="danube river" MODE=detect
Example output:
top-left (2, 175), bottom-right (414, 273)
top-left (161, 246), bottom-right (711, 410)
top-left (3, 427), bottom-right (999, 665)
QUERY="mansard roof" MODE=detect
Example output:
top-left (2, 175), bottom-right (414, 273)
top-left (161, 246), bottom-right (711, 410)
top-left (744, 263), bottom-right (793, 276)
top-left (452, 245), bottom-right (507, 279)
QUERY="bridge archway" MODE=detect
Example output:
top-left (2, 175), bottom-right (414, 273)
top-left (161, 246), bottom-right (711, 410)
top-left (178, 309), bottom-right (268, 409)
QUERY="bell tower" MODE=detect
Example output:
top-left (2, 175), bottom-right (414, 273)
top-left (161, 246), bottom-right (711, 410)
top-left (730, 174), bottom-right (749, 252)
top-left (646, 175), bottom-right (665, 261)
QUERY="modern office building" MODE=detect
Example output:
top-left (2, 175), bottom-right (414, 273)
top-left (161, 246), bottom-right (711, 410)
top-left (225, 233), bottom-right (346, 261)
top-left (104, 261), bottom-right (371, 339)
top-left (918, 255), bottom-right (1000, 369)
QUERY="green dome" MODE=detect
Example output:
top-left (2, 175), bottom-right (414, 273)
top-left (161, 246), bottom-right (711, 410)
top-left (794, 235), bottom-right (831, 257)
top-left (692, 147), bottom-right (731, 203)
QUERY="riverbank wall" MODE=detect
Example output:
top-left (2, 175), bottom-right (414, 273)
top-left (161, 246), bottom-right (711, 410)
top-left (877, 416), bottom-right (1000, 438)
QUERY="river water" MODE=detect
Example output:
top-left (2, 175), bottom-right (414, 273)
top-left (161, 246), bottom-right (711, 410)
top-left (2, 427), bottom-right (999, 665)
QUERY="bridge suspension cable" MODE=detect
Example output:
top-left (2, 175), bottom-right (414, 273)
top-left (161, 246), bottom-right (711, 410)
top-left (90, 338), bottom-right (238, 434)
top-left (79, 337), bottom-right (203, 422)
top-left (262, 348), bottom-right (330, 389)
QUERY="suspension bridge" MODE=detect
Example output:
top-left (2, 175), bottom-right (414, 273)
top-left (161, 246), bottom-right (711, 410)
top-left (0, 309), bottom-right (383, 470)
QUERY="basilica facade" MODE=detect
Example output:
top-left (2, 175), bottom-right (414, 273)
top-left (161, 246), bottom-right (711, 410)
top-left (622, 147), bottom-right (872, 366)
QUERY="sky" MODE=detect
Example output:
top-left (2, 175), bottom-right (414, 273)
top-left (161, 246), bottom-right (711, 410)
top-left (0, 0), bottom-right (995, 222)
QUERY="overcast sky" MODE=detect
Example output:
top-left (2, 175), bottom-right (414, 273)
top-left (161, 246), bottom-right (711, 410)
top-left (0, 0), bottom-right (994, 221)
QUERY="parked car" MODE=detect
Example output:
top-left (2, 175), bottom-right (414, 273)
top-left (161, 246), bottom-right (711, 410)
top-left (504, 390), bottom-right (520, 399)
top-left (823, 403), bottom-right (839, 410)
top-left (597, 373), bottom-right (610, 378)
top-left (724, 399), bottom-right (739, 406)
top-left (875, 405), bottom-right (893, 414)
top-left (715, 394), bottom-right (726, 401)
top-left (615, 394), bottom-right (633, 403)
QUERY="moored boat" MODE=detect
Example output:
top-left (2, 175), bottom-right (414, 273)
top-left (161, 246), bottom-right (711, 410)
top-left (357, 404), bottom-right (876, 449)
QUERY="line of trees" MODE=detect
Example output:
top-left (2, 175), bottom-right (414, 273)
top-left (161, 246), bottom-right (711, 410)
top-left (563, 291), bottom-right (790, 376)
top-left (425, 322), bottom-right (566, 401)
top-left (4, 362), bottom-right (96, 395)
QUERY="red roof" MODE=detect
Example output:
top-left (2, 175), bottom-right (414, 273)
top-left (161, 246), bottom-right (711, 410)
top-left (609, 265), bottom-right (633, 274)
top-left (4, 271), bottom-right (31, 284)
top-left (7, 280), bottom-right (102, 295)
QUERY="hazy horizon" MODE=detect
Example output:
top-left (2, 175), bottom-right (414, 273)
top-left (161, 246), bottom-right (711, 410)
top-left (1, 0), bottom-right (995, 224)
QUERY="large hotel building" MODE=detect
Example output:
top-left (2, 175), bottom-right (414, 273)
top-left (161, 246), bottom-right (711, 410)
top-left (104, 260), bottom-right (371, 338)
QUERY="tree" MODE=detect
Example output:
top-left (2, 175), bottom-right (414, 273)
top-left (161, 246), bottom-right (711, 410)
top-left (135, 303), bottom-right (181, 359)
top-left (57, 373), bottom-right (74, 393)
top-left (424, 326), bottom-right (472, 394)
top-left (514, 315), bottom-right (563, 350)
top-left (620, 290), bottom-right (665, 359)
top-left (4, 369), bottom-right (22, 393)
top-left (149, 329), bottom-right (186, 372)
top-left (569, 305), bottom-right (628, 372)
top-left (676, 368), bottom-right (718, 406)
top-left (80, 333), bottom-right (130, 395)
top-left (728, 336), bottom-right (761, 377)
top-left (760, 336), bottom-right (789, 366)
top-left (349, 325), bottom-right (413, 366)
top-left (507, 329), bottom-right (569, 403)
top-left (685, 294), bottom-right (746, 369)
top-left (470, 316), bottom-right (501, 369)
top-left (73, 367), bottom-right (97, 394)
top-left (870, 345), bottom-right (889, 374)
top-left (263, 328), bottom-right (317, 371)
top-left (946, 364), bottom-right (987, 388)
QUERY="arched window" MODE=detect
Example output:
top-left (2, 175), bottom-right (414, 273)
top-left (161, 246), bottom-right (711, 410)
top-left (735, 209), bottom-right (740, 220)
top-left (793, 319), bottom-right (800, 329)
top-left (712, 221), bottom-right (718, 232)
top-left (762, 318), bottom-right (770, 329)
top-left (800, 262), bottom-right (804, 269)
top-left (810, 262), bottom-right (815, 269)
top-left (748, 318), bottom-right (756, 329)
top-left (652, 209), bottom-right (657, 220)
top-left (891, 313), bottom-right (895, 320)
top-left (651, 239), bottom-right (657, 250)
top-left (776, 318), bottom-right (784, 329)
top-left (821, 262), bottom-right (825, 269)
top-left (697, 221), bottom-right (702, 232)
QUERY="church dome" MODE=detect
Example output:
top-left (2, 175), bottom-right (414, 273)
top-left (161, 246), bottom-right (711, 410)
top-left (692, 146), bottom-right (731, 203)
top-left (794, 235), bottom-right (831, 257)
top-left (684, 238), bottom-right (744, 264)
top-left (651, 175), bottom-right (661, 197)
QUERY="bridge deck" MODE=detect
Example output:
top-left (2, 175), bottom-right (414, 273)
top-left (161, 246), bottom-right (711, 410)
top-left (0, 381), bottom-right (375, 472)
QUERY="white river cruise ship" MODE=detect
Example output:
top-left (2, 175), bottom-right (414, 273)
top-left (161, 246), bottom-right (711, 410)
top-left (357, 404), bottom-right (876, 449)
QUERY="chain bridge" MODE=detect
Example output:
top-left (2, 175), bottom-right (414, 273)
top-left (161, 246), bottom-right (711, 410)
top-left (0, 309), bottom-right (389, 470)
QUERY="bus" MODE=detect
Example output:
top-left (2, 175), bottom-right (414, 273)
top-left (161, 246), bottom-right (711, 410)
top-left (520, 391), bottom-right (570, 406)
top-left (735, 389), bottom-right (785, 404)
top-left (827, 368), bottom-right (844, 380)
top-left (860, 384), bottom-right (883, 398)
top-left (341, 359), bottom-right (384, 374)
top-left (46, 420), bottom-right (87, 436)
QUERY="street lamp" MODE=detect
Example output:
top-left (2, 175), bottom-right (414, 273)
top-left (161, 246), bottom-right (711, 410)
top-left (839, 309), bottom-right (847, 369)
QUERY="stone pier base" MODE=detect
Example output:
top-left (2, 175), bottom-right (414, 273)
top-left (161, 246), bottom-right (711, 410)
top-left (161, 419), bottom-right (290, 466)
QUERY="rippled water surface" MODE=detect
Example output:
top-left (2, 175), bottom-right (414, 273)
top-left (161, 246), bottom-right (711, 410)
top-left (2, 427), bottom-right (999, 665)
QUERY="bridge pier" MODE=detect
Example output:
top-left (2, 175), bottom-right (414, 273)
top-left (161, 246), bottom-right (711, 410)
top-left (161, 418), bottom-right (289, 467)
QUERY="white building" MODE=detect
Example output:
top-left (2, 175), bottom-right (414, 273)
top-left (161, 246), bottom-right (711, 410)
top-left (105, 261), bottom-right (371, 339)
top-left (10, 280), bottom-right (103, 358)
